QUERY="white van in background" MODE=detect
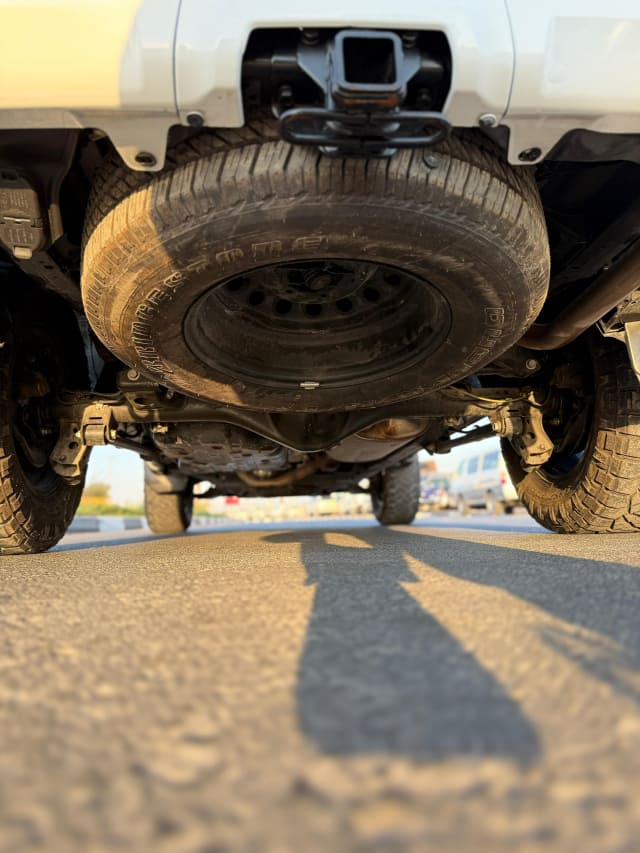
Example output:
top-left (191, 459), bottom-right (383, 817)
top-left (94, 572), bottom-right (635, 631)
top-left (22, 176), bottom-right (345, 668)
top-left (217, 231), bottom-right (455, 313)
top-left (453, 440), bottom-right (519, 516)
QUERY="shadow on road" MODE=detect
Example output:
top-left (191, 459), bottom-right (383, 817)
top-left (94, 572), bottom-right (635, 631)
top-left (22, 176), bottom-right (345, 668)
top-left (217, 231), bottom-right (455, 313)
top-left (267, 528), bottom-right (542, 763)
top-left (265, 526), bottom-right (640, 763)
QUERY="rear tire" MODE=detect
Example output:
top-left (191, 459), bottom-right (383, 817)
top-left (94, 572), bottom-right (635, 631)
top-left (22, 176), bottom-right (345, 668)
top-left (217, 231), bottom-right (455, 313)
top-left (503, 336), bottom-right (640, 533)
top-left (0, 292), bottom-right (88, 555)
top-left (371, 455), bottom-right (420, 525)
top-left (485, 492), bottom-right (503, 516)
top-left (457, 495), bottom-right (470, 516)
top-left (145, 483), bottom-right (194, 535)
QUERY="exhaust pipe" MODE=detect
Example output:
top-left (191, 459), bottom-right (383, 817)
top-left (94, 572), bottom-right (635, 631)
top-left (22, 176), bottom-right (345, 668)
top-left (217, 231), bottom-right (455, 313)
top-left (520, 241), bottom-right (640, 350)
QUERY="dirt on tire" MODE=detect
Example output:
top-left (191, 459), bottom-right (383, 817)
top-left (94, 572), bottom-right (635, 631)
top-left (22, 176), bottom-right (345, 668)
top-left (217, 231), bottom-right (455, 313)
top-left (82, 125), bottom-right (549, 412)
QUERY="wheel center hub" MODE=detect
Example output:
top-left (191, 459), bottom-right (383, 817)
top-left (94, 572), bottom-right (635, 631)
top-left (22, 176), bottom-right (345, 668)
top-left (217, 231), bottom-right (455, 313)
top-left (256, 260), bottom-right (379, 307)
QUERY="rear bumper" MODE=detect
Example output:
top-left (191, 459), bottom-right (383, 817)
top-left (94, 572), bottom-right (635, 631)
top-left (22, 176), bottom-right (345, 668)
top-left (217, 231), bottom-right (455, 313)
top-left (174, 0), bottom-right (513, 140)
top-left (176, 0), bottom-right (640, 166)
top-left (503, 1), bottom-right (640, 163)
top-left (0, 1), bottom-right (639, 170)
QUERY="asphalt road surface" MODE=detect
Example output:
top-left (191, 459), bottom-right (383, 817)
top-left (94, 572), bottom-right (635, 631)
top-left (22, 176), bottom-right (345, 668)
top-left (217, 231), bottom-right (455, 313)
top-left (1, 515), bottom-right (639, 852)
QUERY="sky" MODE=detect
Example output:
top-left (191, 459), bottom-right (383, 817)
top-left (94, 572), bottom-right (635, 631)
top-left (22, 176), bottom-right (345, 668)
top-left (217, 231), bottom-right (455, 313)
top-left (85, 432), bottom-right (502, 507)
top-left (86, 445), bottom-right (144, 506)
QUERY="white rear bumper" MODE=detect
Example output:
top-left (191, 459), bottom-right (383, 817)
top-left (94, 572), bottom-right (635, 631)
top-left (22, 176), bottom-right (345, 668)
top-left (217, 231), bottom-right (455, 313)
top-left (0, 0), bottom-right (638, 169)
top-left (174, 0), bottom-right (513, 137)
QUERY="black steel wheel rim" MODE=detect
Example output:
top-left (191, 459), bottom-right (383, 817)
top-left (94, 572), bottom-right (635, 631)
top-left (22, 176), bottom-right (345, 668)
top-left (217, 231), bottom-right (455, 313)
top-left (183, 259), bottom-right (452, 390)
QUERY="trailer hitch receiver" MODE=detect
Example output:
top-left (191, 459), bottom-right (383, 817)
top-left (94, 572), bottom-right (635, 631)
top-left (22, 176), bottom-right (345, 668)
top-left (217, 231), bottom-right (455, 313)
top-left (276, 29), bottom-right (451, 157)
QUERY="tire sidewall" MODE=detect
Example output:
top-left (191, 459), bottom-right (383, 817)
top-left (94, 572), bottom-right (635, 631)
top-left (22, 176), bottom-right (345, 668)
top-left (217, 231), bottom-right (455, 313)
top-left (0, 299), bottom-right (85, 551)
top-left (90, 195), bottom-right (537, 412)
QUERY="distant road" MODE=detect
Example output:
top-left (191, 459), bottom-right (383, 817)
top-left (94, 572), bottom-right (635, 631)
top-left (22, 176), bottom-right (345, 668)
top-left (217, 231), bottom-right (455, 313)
top-left (2, 514), bottom-right (639, 851)
top-left (58, 510), bottom-right (545, 549)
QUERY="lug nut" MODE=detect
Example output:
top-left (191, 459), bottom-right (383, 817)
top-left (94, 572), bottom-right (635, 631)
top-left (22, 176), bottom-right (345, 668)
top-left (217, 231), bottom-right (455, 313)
top-left (309, 274), bottom-right (332, 291)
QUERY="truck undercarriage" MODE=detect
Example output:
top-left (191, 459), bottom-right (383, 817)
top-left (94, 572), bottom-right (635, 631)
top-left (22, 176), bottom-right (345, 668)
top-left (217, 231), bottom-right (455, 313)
top-left (2, 20), bottom-right (640, 552)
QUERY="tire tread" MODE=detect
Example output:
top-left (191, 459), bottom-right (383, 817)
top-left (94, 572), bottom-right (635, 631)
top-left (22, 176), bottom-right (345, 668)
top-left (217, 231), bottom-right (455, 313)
top-left (0, 310), bottom-right (84, 555)
top-left (373, 455), bottom-right (421, 526)
top-left (144, 485), bottom-right (193, 535)
top-left (503, 338), bottom-right (640, 533)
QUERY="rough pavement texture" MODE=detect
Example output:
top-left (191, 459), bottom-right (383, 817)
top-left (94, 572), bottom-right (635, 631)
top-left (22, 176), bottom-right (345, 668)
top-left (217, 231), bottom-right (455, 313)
top-left (1, 519), bottom-right (639, 852)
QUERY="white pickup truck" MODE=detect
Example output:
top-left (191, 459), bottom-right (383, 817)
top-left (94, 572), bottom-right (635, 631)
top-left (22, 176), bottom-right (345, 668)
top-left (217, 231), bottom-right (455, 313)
top-left (2, 1), bottom-right (640, 552)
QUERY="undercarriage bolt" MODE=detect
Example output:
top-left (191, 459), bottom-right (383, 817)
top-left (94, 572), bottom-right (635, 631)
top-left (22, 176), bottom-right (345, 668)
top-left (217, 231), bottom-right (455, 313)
top-left (416, 88), bottom-right (431, 108)
top-left (278, 85), bottom-right (294, 109)
top-left (525, 358), bottom-right (540, 371)
top-left (127, 368), bottom-right (141, 381)
top-left (478, 113), bottom-right (497, 128)
top-left (134, 151), bottom-right (157, 168)
top-left (186, 111), bottom-right (205, 128)
top-left (518, 147), bottom-right (542, 163)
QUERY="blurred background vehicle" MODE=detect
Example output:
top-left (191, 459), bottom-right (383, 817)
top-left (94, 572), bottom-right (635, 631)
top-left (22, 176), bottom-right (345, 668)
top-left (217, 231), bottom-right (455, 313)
top-left (420, 476), bottom-right (454, 511)
top-left (453, 439), bottom-right (519, 516)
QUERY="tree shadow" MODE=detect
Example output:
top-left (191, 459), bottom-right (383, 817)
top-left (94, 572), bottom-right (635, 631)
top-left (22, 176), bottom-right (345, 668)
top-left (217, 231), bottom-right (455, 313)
top-left (265, 529), bottom-right (540, 763)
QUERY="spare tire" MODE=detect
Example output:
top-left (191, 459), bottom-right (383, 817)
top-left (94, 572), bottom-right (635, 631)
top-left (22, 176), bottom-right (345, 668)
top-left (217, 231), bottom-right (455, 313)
top-left (82, 123), bottom-right (549, 412)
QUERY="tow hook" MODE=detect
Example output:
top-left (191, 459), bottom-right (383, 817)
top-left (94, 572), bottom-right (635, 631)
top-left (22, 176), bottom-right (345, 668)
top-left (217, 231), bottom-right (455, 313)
top-left (268, 29), bottom-right (451, 157)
